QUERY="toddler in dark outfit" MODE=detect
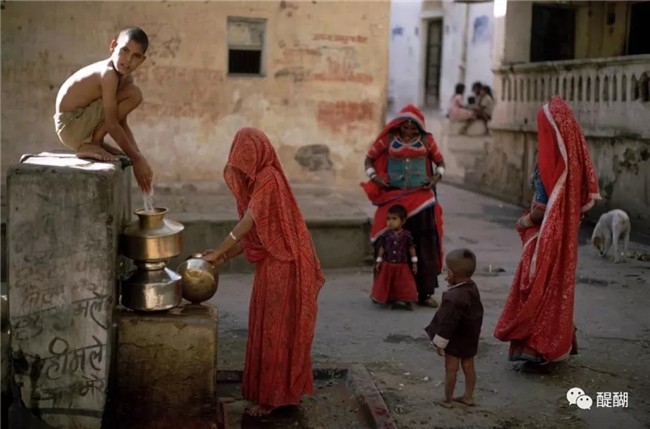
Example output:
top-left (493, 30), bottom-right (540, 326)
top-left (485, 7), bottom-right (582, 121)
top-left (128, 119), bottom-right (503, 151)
top-left (425, 248), bottom-right (483, 408)
top-left (371, 204), bottom-right (418, 310)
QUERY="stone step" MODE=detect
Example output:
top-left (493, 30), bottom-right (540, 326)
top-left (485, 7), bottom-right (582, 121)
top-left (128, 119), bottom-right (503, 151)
top-left (165, 215), bottom-right (373, 274)
top-left (1, 216), bottom-right (373, 281)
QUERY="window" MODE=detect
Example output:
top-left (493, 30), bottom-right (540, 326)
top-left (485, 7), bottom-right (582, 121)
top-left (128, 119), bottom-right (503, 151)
top-left (627, 2), bottom-right (650, 55)
top-left (227, 18), bottom-right (266, 76)
top-left (530, 4), bottom-right (576, 62)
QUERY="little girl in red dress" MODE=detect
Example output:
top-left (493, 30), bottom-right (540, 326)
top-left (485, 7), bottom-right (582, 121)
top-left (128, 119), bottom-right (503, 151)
top-left (371, 204), bottom-right (418, 310)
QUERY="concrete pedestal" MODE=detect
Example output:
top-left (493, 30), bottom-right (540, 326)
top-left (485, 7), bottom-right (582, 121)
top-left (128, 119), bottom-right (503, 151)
top-left (115, 304), bottom-right (219, 427)
top-left (6, 153), bottom-right (131, 428)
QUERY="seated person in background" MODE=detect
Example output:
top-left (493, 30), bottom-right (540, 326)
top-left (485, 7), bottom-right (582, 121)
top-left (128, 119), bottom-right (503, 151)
top-left (463, 85), bottom-right (495, 135)
top-left (467, 81), bottom-right (482, 107)
top-left (477, 85), bottom-right (495, 130)
top-left (448, 83), bottom-right (476, 123)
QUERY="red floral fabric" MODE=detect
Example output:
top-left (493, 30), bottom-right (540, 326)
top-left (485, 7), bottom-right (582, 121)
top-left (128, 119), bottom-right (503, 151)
top-left (493, 97), bottom-right (600, 363)
top-left (224, 128), bottom-right (325, 406)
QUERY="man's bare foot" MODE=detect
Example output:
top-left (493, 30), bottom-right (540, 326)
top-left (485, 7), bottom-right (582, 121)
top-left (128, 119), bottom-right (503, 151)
top-left (76, 144), bottom-right (117, 162)
top-left (438, 400), bottom-right (454, 408)
top-left (453, 396), bottom-right (475, 406)
top-left (100, 141), bottom-right (126, 156)
top-left (244, 404), bottom-right (277, 417)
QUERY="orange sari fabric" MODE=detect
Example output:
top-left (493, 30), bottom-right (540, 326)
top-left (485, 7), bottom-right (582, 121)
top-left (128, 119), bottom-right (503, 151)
top-left (224, 128), bottom-right (325, 406)
top-left (493, 97), bottom-right (600, 363)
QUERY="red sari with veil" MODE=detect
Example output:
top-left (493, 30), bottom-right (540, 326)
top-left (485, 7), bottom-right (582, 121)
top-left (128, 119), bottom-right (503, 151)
top-left (224, 128), bottom-right (325, 406)
top-left (493, 97), bottom-right (600, 363)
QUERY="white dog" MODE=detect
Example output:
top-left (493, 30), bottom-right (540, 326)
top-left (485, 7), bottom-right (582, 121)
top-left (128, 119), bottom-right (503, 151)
top-left (591, 209), bottom-right (631, 263)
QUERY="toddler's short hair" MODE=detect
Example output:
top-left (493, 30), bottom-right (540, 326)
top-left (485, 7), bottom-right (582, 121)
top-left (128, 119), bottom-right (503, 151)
top-left (387, 204), bottom-right (407, 221)
top-left (446, 248), bottom-right (476, 278)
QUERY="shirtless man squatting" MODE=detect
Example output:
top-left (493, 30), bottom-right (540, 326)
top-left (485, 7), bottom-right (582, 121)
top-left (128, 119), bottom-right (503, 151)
top-left (54, 26), bottom-right (153, 193)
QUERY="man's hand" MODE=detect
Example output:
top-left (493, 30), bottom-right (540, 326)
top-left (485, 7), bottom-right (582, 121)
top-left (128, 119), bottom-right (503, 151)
top-left (436, 346), bottom-right (445, 357)
top-left (412, 263), bottom-right (418, 275)
top-left (132, 157), bottom-right (153, 193)
top-left (374, 261), bottom-right (382, 272)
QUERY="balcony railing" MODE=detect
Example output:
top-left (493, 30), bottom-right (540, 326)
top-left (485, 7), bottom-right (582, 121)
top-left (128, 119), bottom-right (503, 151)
top-left (491, 55), bottom-right (650, 138)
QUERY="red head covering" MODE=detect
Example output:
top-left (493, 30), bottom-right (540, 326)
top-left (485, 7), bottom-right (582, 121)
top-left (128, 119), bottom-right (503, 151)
top-left (223, 127), bottom-right (324, 275)
top-left (536, 96), bottom-right (601, 213)
top-left (375, 103), bottom-right (428, 144)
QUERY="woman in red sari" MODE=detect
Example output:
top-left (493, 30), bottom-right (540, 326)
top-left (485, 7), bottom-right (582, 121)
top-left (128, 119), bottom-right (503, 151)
top-left (202, 128), bottom-right (325, 416)
top-left (361, 104), bottom-right (445, 307)
top-left (493, 96), bottom-right (600, 372)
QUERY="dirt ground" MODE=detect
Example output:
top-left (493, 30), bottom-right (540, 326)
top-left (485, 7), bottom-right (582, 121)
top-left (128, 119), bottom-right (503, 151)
top-left (209, 184), bottom-right (650, 429)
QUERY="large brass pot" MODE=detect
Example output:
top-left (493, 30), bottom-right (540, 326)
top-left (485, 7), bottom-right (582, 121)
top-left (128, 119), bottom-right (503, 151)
top-left (121, 262), bottom-right (182, 311)
top-left (121, 208), bottom-right (184, 262)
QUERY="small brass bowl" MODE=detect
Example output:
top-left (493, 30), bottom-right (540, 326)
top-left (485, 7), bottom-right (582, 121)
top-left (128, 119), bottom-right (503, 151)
top-left (177, 255), bottom-right (219, 304)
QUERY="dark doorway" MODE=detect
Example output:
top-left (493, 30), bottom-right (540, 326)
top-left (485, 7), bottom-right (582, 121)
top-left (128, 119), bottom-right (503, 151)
top-left (627, 2), bottom-right (650, 55)
top-left (424, 19), bottom-right (443, 109)
top-left (530, 4), bottom-right (576, 62)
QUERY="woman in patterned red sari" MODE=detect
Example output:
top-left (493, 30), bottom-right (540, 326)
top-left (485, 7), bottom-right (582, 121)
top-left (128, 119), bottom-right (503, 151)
top-left (494, 96), bottom-right (601, 371)
top-left (361, 104), bottom-right (445, 308)
top-left (202, 128), bottom-right (325, 416)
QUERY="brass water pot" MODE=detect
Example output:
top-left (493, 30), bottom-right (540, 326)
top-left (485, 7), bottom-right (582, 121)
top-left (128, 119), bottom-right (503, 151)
top-left (121, 208), bottom-right (184, 262)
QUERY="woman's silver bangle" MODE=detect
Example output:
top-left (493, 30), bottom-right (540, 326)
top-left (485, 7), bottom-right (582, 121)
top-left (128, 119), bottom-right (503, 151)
top-left (366, 167), bottom-right (377, 178)
top-left (229, 231), bottom-right (239, 242)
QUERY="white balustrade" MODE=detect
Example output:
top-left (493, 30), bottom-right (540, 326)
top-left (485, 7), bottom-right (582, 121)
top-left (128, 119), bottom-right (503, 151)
top-left (492, 55), bottom-right (650, 137)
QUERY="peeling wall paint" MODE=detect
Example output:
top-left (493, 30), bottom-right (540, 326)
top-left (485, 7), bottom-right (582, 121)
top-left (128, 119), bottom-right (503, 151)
top-left (1, 1), bottom-right (390, 186)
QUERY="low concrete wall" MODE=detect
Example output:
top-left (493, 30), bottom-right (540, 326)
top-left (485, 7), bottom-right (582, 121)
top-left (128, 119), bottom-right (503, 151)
top-left (167, 217), bottom-right (372, 274)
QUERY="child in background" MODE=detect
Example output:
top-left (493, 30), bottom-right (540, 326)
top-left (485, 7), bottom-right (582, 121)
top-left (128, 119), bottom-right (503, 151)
top-left (425, 248), bottom-right (484, 408)
top-left (371, 204), bottom-right (418, 310)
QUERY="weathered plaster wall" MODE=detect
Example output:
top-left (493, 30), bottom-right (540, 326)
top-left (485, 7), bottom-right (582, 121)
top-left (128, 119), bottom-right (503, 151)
top-left (1, 1), bottom-right (390, 186)
top-left (450, 127), bottom-right (650, 231)
top-left (588, 137), bottom-right (650, 226)
top-left (388, 0), bottom-right (424, 113)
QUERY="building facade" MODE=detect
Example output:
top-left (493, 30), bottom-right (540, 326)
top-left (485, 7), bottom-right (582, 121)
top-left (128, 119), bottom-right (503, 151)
top-left (389, 0), bottom-right (650, 230)
top-left (1, 1), bottom-right (390, 186)
top-left (484, 0), bottom-right (650, 229)
top-left (387, 0), bottom-right (494, 115)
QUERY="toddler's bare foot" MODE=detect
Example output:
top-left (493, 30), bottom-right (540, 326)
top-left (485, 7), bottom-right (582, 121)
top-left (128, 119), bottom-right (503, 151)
top-left (100, 141), bottom-right (125, 156)
top-left (76, 143), bottom-right (117, 162)
top-left (438, 400), bottom-right (454, 408)
top-left (453, 396), bottom-right (475, 406)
